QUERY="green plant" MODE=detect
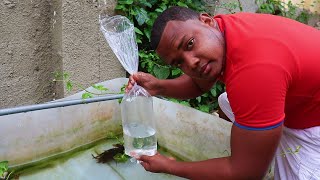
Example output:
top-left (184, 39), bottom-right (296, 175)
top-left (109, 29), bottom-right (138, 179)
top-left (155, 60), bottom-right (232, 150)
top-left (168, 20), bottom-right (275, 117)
top-left (255, 0), bottom-right (315, 24)
top-left (0, 161), bottom-right (8, 179)
top-left (53, 72), bottom-right (126, 103)
top-left (168, 82), bottom-right (224, 112)
top-left (115, 0), bottom-right (225, 113)
top-left (0, 161), bottom-right (13, 180)
top-left (214, 0), bottom-right (243, 14)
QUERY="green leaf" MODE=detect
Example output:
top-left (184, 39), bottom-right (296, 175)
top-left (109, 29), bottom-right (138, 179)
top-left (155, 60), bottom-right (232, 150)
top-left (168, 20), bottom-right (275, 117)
top-left (153, 65), bottom-right (170, 79)
top-left (66, 81), bottom-right (73, 92)
top-left (171, 68), bottom-right (182, 76)
top-left (155, 8), bottom-right (163, 13)
top-left (210, 88), bottom-right (217, 97)
top-left (120, 84), bottom-right (126, 94)
top-left (177, 2), bottom-right (188, 7)
top-left (216, 83), bottom-right (224, 91)
top-left (179, 101), bottom-right (191, 107)
top-left (63, 72), bottom-right (70, 80)
top-left (82, 92), bottom-right (93, 99)
top-left (138, 51), bottom-right (149, 58)
top-left (144, 28), bottom-right (151, 42)
top-left (0, 161), bottom-right (8, 170)
top-left (196, 96), bottom-right (202, 103)
top-left (134, 27), bottom-right (144, 35)
top-left (115, 4), bottom-right (126, 10)
top-left (113, 153), bottom-right (130, 162)
top-left (129, 8), bottom-right (137, 16)
top-left (92, 85), bottom-right (108, 91)
top-left (148, 0), bottom-right (158, 5)
top-left (135, 8), bottom-right (149, 26)
top-left (118, 0), bottom-right (133, 5)
top-left (199, 104), bottom-right (210, 113)
top-left (202, 92), bottom-right (209, 97)
top-left (168, 98), bottom-right (179, 103)
top-left (0, 161), bottom-right (8, 177)
top-left (140, 61), bottom-right (146, 68)
top-left (160, 4), bottom-right (167, 11)
top-left (142, 2), bottom-right (152, 8)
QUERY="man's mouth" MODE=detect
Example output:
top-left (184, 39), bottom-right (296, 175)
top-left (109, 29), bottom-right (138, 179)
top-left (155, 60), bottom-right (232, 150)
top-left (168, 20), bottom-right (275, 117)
top-left (200, 62), bottom-right (210, 75)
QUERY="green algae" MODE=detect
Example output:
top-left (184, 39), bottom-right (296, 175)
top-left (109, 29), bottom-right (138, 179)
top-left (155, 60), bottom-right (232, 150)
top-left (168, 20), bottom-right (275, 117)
top-left (8, 133), bottom-right (122, 178)
top-left (8, 132), bottom-right (188, 179)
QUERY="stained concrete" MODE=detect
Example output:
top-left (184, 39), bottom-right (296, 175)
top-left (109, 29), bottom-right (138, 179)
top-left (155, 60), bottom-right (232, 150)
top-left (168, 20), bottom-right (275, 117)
top-left (0, 1), bottom-right (56, 108)
top-left (60, 0), bottom-right (125, 96)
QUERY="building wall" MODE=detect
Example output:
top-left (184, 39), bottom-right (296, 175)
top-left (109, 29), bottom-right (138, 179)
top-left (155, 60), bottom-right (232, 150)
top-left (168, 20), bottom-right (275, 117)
top-left (0, 0), bottom-right (125, 108)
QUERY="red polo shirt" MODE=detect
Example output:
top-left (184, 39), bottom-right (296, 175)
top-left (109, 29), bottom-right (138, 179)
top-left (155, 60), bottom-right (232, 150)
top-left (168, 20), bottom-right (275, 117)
top-left (215, 13), bottom-right (320, 130)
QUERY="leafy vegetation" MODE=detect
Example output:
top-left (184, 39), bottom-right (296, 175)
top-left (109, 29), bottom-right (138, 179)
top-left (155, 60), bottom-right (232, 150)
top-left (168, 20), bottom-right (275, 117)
top-left (0, 161), bottom-right (13, 180)
top-left (0, 161), bottom-right (8, 179)
top-left (53, 72), bottom-right (126, 103)
top-left (255, 0), bottom-right (318, 24)
top-left (211, 1), bottom-right (243, 14)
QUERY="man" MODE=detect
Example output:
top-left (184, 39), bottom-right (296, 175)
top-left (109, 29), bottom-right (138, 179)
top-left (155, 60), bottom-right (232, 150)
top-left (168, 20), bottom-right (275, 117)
top-left (126, 6), bottom-right (320, 179)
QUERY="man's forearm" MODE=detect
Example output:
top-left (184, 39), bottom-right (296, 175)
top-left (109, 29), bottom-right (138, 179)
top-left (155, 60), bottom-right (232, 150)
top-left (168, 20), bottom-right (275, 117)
top-left (167, 157), bottom-right (233, 180)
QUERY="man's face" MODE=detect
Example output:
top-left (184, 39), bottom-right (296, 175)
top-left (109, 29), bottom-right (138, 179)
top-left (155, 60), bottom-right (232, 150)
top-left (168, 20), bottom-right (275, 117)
top-left (156, 15), bottom-right (225, 81)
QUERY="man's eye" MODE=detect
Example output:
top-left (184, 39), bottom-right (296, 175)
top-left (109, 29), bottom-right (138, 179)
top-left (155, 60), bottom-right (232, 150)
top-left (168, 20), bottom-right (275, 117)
top-left (187, 38), bottom-right (194, 49)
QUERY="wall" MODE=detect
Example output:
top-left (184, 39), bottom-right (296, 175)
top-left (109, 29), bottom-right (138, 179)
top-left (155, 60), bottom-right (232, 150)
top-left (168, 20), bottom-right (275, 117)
top-left (0, 1), bottom-right (56, 108)
top-left (284, 0), bottom-right (320, 13)
top-left (0, 0), bottom-right (126, 108)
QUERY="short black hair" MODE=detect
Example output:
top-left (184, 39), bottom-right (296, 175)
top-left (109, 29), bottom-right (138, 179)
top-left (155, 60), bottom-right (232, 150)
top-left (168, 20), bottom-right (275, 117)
top-left (150, 6), bottom-right (199, 50)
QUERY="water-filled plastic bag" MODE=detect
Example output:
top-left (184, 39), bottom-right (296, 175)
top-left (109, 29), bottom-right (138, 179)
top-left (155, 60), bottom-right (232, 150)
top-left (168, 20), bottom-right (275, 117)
top-left (100, 15), bottom-right (156, 157)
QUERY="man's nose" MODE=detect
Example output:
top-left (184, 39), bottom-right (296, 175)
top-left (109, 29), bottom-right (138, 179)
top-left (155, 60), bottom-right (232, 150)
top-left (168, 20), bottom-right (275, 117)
top-left (183, 54), bottom-right (199, 69)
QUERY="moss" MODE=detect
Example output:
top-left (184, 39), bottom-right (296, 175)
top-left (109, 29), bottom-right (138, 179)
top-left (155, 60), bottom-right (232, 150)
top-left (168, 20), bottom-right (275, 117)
top-left (9, 131), bottom-right (123, 177)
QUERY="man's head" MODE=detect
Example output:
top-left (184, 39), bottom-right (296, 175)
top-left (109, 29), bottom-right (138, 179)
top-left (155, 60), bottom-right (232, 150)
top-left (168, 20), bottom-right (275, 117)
top-left (150, 6), bottom-right (199, 50)
top-left (151, 6), bottom-right (225, 81)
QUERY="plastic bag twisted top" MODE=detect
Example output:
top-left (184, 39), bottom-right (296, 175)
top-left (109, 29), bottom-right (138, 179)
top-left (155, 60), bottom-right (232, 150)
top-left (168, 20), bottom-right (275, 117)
top-left (100, 15), bottom-right (138, 75)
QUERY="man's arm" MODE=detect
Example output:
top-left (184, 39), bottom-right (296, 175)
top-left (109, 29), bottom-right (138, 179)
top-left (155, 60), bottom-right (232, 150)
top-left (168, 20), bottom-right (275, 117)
top-left (128, 72), bottom-right (215, 99)
top-left (139, 124), bottom-right (282, 179)
top-left (170, 125), bottom-right (282, 179)
top-left (158, 74), bottom-right (215, 99)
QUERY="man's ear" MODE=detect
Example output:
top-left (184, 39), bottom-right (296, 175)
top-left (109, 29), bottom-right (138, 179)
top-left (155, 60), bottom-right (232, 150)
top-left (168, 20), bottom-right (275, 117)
top-left (199, 13), bottom-right (215, 27)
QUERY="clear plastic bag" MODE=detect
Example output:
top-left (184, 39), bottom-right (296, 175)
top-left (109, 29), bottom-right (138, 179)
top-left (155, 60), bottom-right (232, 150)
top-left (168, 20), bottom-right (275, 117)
top-left (100, 15), bottom-right (156, 157)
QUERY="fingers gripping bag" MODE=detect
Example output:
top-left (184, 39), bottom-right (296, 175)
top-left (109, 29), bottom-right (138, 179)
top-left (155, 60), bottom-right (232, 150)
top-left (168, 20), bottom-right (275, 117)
top-left (100, 15), bottom-right (157, 157)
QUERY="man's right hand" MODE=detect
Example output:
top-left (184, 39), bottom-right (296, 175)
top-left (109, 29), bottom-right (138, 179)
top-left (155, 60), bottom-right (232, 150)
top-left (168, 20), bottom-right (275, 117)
top-left (126, 72), bottom-right (162, 96)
